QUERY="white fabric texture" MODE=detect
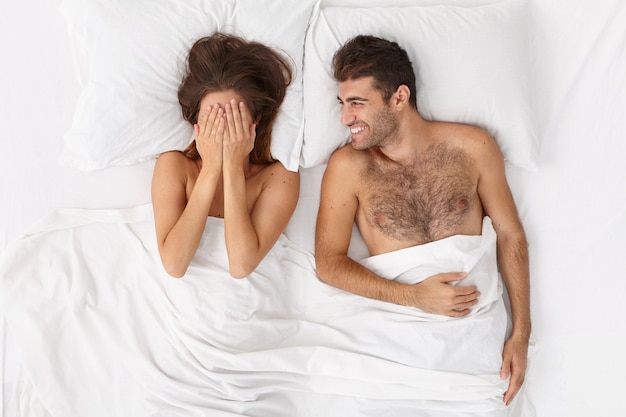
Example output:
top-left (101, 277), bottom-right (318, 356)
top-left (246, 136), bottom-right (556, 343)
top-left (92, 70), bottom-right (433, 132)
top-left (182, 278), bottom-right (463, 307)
top-left (301, 0), bottom-right (537, 170)
top-left (3, 0), bottom-right (626, 415)
top-left (360, 216), bottom-right (502, 319)
top-left (58, 0), bottom-right (317, 172)
top-left (1, 206), bottom-right (511, 417)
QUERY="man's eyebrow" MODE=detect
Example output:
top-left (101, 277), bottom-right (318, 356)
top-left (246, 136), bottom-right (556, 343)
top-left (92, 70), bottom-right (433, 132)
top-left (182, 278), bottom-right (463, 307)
top-left (336, 96), bottom-right (369, 103)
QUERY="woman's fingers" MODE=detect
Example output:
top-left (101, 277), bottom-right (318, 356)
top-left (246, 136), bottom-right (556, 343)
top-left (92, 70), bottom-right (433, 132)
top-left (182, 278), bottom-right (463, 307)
top-left (209, 106), bottom-right (224, 140)
top-left (194, 104), bottom-right (225, 164)
top-left (208, 105), bottom-right (223, 140)
top-left (225, 99), bottom-right (254, 140)
top-left (237, 100), bottom-right (253, 135)
top-left (196, 99), bottom-right (255, 163)
top-left (196, 104), bottom-right (221, 139)
top-left (224, 101), bottom-right (236, 140)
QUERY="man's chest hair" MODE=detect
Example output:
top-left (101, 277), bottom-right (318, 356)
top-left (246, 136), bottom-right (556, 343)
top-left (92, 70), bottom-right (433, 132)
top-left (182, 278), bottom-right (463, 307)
top-left (360, 143), bottom-right (476, 244)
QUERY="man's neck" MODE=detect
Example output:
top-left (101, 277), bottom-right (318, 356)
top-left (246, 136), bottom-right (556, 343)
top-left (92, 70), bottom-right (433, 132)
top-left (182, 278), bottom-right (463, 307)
top-left (377, 111), bottom-right (428, 164)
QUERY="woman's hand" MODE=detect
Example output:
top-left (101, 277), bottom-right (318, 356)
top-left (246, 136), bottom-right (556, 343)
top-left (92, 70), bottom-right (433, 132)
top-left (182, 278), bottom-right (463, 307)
top-left (223, 99), bottom-right (256, 168)
top-left (194, 103), bottom-right (225, 171)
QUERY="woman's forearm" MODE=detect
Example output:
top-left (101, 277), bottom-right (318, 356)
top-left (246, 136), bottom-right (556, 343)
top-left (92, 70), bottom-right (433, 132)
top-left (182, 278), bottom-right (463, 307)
top-left (222, 162), bottom-right (260, 278)
top-left (158, 168), bottom-right (221, 277)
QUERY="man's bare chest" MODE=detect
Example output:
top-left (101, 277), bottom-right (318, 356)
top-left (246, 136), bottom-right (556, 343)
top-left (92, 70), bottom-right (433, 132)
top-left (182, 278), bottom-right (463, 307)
top-left (358, 145), bottom-right (478, 245)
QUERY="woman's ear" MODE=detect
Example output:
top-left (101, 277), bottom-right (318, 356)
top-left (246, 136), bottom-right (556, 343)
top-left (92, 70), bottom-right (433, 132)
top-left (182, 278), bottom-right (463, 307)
top-left (393, 84), bottom-right (411, 110)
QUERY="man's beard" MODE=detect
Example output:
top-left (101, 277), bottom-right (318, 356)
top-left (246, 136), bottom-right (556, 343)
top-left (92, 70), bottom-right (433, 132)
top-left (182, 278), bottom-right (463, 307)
top-left (351, 104), bottom-right (400, 151)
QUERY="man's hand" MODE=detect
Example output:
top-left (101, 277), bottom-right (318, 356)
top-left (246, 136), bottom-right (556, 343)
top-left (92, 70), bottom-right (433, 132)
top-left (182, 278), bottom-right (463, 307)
top-left (411, 273), bottom-right (480, 316)
top-left (500, 334), bottom-right (529, 405)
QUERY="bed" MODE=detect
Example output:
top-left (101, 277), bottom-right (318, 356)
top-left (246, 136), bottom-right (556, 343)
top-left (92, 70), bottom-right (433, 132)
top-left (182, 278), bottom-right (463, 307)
top-left (1, 0), bottom-right (625, 416)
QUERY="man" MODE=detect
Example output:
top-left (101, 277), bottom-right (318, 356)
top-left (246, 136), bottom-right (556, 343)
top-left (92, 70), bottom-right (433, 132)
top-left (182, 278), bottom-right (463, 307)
top-left (315, 35), bottom-right (531, 406)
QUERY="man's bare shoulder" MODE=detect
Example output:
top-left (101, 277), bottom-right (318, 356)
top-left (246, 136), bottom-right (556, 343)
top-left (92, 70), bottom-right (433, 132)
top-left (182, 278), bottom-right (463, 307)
top-left (428, 120), bottom-right (502, 158)
top-left (429, 120), bottom-right (490, 141)
top-left (328, 143), bottom-right (370, 167)
top-left (322, 144), bottom-right (370, 192)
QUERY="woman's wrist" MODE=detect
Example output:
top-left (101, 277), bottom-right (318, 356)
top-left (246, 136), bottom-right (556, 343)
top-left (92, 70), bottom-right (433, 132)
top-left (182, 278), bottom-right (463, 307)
top-left (222, 158), bottom-right (247, 176)
top-left (198, 163), bottom-right (221, 183)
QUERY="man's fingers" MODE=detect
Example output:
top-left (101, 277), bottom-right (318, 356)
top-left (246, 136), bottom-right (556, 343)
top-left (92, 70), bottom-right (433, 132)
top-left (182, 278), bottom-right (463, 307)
top-left (503, 385), bottom-right (518, 406)
top-left (437, 272), bottom-right (468, 283)
top-left (500, 354), bottom-right (518, 406)
top-left (455, 297), bottom-right (479, 310)
top-left (448, 307), bottom-right (472, 317)
top-left (503, 373), bottom-right (523, 406)
top-left (500, 336), bottom-right (529, 406)
top-left (500, 356), bottom-right (511, 379)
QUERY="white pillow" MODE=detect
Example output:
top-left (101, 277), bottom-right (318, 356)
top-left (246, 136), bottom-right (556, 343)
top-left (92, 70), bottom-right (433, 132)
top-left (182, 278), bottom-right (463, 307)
top-left (301, 0), bottom-right (538, 171)
top-left (59, 0), bottom-right (317, 172)
top-left (233, 0), bottom-right (319, 171)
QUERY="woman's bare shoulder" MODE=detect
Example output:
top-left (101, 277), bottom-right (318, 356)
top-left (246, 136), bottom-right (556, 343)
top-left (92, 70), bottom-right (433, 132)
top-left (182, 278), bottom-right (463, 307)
top-left (152, 151), bottom-right (200, 191)
top-left (257, 160), bottom-right (300, 184)
top-left (155, 151), bottom-right (198, 173)
top-left (156, 150), bottom-right (194, 165)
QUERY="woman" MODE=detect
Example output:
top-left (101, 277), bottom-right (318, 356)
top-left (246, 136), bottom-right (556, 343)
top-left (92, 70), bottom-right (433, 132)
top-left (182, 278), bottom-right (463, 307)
top-left (151, 33), bottom-right (300, 278)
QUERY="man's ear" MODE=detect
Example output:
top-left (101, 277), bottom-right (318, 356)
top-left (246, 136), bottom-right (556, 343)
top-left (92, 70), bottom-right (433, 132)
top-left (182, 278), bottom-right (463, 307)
top-left (392, 85), bottom-right (411, 110)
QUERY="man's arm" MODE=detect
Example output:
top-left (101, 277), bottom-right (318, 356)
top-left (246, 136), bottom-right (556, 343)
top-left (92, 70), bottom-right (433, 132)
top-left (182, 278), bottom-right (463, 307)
top-left (315, 147), bottom-right (478, 316)
top-left (474, 133), bottom-right (531, 405)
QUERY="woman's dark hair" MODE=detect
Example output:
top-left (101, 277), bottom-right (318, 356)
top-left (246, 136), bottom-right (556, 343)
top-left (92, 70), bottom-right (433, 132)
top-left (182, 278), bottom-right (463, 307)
top-left (178, 33), bottom-right (293, 164)
top-left (332, 35), bottom-right (417, 109)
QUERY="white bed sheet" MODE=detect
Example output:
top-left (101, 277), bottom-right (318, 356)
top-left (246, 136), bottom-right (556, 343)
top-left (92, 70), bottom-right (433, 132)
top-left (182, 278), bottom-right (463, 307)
top-left (1, 205), bottom-right (512, 417)
top-left (1, 0), bottom-right (626, 416)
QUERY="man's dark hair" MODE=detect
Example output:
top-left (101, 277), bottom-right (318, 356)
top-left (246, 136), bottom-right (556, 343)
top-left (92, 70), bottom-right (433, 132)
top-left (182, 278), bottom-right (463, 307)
top-left (332, 35), bottom-right (417, 109)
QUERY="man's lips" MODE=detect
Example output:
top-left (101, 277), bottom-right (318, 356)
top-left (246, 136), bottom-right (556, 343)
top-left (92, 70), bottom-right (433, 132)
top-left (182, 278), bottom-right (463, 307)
top-left (349, 124), bottom-right (367, 135)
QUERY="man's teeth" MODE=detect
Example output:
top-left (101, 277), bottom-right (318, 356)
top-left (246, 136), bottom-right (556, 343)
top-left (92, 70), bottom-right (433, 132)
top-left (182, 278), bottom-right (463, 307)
top-left (350, 126), bottom-right (366, 134)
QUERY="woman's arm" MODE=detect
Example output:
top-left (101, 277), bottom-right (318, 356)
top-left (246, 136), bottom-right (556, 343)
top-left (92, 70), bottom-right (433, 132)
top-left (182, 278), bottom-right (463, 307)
top-left (222, 99), bottom-right (300, 278)
top-left (151, 152), bottom-right (220, 278)
top-left (224, 162), bottom-right (299, 278)
top-left (151, 105), bottom-right (225, 278)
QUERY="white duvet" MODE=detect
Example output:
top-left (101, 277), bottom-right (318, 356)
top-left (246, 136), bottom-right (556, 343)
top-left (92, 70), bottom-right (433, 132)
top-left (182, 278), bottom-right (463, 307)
top-left (1, 205), bottom-right (514, 417)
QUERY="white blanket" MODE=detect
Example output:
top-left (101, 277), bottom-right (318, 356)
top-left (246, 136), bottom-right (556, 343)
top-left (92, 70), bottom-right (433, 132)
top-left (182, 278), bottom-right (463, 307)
top-left (0, 205), bottom-right (512, 417)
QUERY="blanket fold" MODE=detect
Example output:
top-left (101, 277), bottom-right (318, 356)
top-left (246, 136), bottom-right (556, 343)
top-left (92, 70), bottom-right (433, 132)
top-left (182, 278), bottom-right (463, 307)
top-left (1, 205), bottom-right (510, 417)
top-left (360, 216), bottom-right (502, 319)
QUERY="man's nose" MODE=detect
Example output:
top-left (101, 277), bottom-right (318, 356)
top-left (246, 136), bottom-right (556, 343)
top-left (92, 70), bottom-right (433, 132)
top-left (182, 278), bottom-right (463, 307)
top-left (340, 106), bottom-right (355, 126)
